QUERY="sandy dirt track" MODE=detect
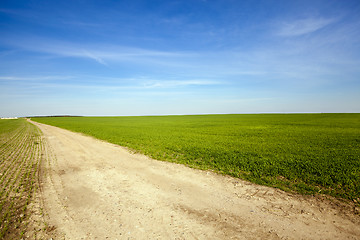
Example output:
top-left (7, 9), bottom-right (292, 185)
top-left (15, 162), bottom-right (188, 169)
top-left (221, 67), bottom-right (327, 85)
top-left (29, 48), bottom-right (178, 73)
top-left (30, 120), bottom-right (360, 239)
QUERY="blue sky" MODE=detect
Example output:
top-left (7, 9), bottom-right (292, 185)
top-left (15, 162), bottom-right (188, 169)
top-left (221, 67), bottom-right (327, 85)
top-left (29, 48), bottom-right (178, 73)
top-left (1, 0), bottom-right (360, 117)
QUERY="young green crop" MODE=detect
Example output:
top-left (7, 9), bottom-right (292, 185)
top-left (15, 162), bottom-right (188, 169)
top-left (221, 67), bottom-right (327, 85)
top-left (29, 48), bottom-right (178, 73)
top-left (0, 119), bottom-right (43, 239)
top-left (33, 114), bottom-right (360, 201)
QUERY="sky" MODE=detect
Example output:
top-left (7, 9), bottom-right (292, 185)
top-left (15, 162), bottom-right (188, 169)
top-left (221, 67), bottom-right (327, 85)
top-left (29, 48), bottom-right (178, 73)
top-left (0, 0), bottom-right (360, 117)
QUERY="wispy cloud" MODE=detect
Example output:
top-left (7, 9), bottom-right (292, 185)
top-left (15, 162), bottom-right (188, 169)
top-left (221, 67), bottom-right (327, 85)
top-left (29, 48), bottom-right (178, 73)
top-left (0, 35), bottom-right (191, 66)
top-left (142, 79), bottom-right (220, 88)
top-left (276, 17), bottom-right (336, 37)
top-left (0, 74), bottom-right (219, 91)
top-left (82, 50), bottom-right (107, 66)
top-left (62, 21), bottom-right (102, 28)
top-left (1, 17), bottom-right (358, 93)
top-left (0, 75), bottom-right (74, 81)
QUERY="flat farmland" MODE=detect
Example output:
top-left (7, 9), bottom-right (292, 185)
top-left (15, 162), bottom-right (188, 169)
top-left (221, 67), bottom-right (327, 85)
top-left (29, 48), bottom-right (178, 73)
top-left (33, 114), bottom-right (360, 201)
top-left (0, 119), bottom-right (43, 239)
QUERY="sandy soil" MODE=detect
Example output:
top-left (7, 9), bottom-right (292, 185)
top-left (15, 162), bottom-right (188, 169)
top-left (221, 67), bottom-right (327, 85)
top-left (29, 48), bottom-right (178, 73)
top-left (30, 120), bottom-right (360, 239)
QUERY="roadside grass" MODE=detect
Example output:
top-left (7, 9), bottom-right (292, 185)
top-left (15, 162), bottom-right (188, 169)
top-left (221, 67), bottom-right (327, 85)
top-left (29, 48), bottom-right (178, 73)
top-left (33, 114), bottom-right (360, 202)
top-left (0, 119), bottom-right (43, 239)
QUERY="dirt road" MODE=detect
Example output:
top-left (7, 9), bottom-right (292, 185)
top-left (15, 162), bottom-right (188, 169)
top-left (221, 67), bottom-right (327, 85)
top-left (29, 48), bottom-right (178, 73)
top-left (31, 120), bottom-right (360, 239)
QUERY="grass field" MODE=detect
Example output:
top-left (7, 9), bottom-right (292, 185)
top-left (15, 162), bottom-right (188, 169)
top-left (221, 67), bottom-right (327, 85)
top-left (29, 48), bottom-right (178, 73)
top-left (33, 114), bottom-right (360, 201)
top-left (0, 119), bottom-right (43, 239)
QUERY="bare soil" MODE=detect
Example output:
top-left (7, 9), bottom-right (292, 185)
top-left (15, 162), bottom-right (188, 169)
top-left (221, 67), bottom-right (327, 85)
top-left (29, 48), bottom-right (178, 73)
top-left (30, 120), bottom-right (360, 239)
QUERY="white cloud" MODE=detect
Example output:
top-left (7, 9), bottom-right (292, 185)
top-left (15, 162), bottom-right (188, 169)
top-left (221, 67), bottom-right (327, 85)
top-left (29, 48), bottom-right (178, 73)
top-left (83, 50), bottom-right (107, 66)
top-left (0, 75), bottom-right (74, 81)
top-left (276, 17), bottom-right (336, 37)
top-left (0, 35), bottom-right (191, 66)
top-left (142, 80), bottom-right (220, 88)
top-left (0, 74), bottom-right (219, 93)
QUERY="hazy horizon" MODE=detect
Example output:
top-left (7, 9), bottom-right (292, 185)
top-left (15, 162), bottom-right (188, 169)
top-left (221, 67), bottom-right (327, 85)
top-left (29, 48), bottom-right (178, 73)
top-left (1, 0), bottom-right (360, 117)
top-left (4, 112), bottom-right (360, 119)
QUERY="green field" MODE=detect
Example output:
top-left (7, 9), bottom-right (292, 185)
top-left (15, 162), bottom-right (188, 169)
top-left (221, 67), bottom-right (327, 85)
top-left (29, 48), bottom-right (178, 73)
top-left (0, 119), bottom-right (43, 239)
top-left (33, 114), bottom-right (360, 201)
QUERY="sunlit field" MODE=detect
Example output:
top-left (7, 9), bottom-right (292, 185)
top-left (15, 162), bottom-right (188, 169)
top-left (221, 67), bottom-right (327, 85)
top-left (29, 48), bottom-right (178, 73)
top-left (0, 119), bottom-right (43, 239)
top-left (33, 114), bottom-right (360, 201)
